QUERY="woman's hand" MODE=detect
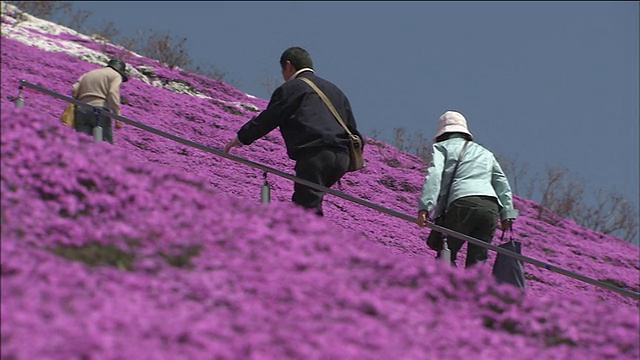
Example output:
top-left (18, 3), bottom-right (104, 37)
top-left (417, 210), bottom-right (429, 227)
top-left (501, 219), bottom-right (514, 231)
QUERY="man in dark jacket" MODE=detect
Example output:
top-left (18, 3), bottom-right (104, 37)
top-left (224, 47), bottom-right (364, 216)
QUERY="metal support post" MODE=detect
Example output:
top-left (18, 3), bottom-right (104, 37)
top-left (440, 237), bottom-right (452, 265)
top-left (15, 85), bottom-right (24, 108)
top-left (260, 171), bottom-right (271, 204)
top-left (92, 108), bottom-right (103, 143)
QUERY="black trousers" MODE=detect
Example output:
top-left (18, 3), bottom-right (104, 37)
top-left (442, 196), bottom-right (500, 267)
top-left (293, 148), bottom-right (349, 216)
top-left (74, 107), bottom-right (114, 144)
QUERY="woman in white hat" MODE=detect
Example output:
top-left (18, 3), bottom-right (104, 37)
top-left (417, 111), bottom-right (518, 267)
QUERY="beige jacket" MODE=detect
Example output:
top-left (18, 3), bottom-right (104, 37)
top-left (72, 67), bottom-right (122, 115)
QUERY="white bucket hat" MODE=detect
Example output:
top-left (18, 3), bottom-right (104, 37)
top-left (434, 111), bottom-right (473, 141)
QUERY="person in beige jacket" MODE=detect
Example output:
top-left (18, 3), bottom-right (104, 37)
top-left (72, 59), bottom-right (128, 144)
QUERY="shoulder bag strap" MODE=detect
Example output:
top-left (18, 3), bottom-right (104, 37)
top-left (298, 77), bottom-right (354, 137)
top-left (500, 227), bottom-right (515, 244)
top-left (441, 140), bottom-right (470, 213)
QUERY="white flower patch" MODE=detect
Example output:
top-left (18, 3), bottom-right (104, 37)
top-left (228, 101), bottom-right (260, 112)
top-left (164, 81), bottom-right (210, 99)
top-left (1, 2), bottom-right (261, 105)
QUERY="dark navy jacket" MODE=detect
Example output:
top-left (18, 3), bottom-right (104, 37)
top-left (237, 71), bottom-right (363, 160)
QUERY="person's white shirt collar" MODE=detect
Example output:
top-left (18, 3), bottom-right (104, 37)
top-left (287, 68), bottom-right (314, 81)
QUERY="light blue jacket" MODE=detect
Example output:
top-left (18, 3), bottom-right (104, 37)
top-left (419, 135), bottom-right (518, 221)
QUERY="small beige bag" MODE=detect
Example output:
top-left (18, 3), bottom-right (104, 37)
top-left (60, 104), bottom-right (76, 127)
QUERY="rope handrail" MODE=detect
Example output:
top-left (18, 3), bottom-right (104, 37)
top-left (17, 79), bottom-right (640, 301)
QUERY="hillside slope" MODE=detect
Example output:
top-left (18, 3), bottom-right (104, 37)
top-left (1, 3), bottom-right (638, 359)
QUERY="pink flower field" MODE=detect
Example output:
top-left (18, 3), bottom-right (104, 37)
top-left (1, 4), bottom-right (638, 359)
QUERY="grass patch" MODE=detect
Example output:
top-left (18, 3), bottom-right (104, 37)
top-left (159, 245), bottom-right (202, 269)
top-left (49, 243), bottom-right (135, 271)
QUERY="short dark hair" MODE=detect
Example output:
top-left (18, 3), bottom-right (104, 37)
top-left (279, 47), bottom-right (314, 70)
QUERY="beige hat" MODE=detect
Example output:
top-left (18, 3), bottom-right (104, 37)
top-left (434, 111), bottom-right (473, 141)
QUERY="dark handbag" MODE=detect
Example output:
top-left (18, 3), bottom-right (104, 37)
top-left (492, 231), bottom-right (526, 291)
top-left (298, 77), bottom-right (365, 172)
top-left (425, 140), bottom-right (469, 251)
top-left (426, 216), bottom-right (446, 251)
